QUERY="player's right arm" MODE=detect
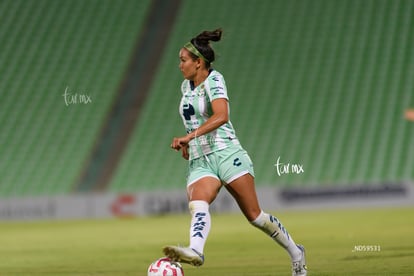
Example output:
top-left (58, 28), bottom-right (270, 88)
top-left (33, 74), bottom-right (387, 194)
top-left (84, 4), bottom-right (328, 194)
top-left (181, 144), bottom-right (189, 160)
top-left (170, 98), bottom-right (228, 151)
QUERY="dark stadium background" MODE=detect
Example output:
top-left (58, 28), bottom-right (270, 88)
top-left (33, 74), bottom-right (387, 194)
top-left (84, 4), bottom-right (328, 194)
top-left (1, 0), bottom-right (413, 220)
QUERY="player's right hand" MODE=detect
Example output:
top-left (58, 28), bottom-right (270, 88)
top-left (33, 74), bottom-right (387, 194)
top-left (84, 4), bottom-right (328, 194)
top-left (181, 145), bottom-right (189, 160)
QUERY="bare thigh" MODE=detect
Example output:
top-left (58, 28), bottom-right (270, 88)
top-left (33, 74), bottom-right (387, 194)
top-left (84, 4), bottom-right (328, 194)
top-left (187, 176), bottom-right (222, 204)
top-left (225, 173), bottom-right (261, 221)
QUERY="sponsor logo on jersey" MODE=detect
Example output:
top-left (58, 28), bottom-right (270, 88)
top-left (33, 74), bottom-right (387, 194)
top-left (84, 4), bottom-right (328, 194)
top-left (182, 103), bottom-right (195, 120)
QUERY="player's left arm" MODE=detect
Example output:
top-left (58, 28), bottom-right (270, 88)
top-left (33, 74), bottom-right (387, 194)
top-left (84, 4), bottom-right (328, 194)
top-left (171, 98), bottom-right (228, 150)
top-left (405, 108), bottom-right (414, 121)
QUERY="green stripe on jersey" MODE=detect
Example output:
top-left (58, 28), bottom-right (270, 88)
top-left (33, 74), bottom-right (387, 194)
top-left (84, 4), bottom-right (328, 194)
top-left (179, 70), bottom-right (240, 160)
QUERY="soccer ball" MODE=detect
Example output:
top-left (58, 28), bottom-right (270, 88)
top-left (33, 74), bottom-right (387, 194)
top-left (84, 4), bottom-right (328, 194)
top-left (147, 257), bottom-right (184, 276)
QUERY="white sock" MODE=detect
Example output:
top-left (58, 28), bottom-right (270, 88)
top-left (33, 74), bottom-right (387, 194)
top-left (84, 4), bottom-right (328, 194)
top-left (250, 210), bottom-right (302, 261)
top-left (188, 200), bottom-right (211, 254)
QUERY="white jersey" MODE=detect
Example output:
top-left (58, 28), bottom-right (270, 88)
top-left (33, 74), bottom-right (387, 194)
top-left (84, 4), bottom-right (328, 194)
top-left (179, 69), bottom-right (240, 160)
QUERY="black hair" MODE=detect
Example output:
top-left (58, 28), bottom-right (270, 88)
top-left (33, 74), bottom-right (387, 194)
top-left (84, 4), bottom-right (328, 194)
top-left (190, 28), bottom-right (222, 67)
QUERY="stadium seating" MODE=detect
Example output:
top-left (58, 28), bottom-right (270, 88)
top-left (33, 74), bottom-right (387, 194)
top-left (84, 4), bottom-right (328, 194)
top-left (0, 0), bottom-right (150, 196)
top-left (111, 0), bottom-right (414, 191)
top-left (1, 0), bottom-right (413, 197)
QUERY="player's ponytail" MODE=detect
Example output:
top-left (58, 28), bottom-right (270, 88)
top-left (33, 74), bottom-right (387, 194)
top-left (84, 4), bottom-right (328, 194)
top-left (194, 29), bottom-right (222, 44)
top-left (186, 28), bottom-right (222, 67)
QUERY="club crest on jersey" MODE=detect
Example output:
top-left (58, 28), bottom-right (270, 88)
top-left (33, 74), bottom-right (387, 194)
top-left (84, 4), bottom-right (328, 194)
top-left (198, 85), bottom-right (206, 96)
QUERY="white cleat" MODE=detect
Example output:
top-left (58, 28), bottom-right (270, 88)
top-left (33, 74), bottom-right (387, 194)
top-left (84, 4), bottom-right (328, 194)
top-left (163, 246), bottom-right (204, 267)
top-left (292, 244), bottom-right (307, 276)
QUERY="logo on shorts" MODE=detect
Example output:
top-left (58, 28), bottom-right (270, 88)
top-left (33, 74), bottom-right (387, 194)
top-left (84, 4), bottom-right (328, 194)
top-left (233, 158), bottom-right (242, 167)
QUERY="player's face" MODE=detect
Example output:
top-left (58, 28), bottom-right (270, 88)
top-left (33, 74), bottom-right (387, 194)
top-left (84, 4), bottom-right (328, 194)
top-left (179, 48), bottom-right (200, 80)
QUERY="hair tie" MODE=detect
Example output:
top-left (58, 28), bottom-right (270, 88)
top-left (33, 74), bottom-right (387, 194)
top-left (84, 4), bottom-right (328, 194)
top-left (184, 42), bottom-right (209, 63)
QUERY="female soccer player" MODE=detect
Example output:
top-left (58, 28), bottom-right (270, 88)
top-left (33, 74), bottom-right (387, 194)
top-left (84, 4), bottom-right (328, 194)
top-left (163, 28), bottom-right (307, 276)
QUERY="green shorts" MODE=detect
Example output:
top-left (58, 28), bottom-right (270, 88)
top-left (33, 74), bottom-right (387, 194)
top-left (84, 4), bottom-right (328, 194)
top-left (186, 145), bottom-right (255, 186)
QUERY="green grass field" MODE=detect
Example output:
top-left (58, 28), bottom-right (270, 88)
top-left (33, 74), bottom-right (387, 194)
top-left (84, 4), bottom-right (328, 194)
top-left (0, 206), bottom-right (413, 275)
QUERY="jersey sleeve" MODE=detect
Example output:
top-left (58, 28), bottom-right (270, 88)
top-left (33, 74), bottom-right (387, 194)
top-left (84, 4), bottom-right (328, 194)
top-left (205, 71), bottom-right (229, 101)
